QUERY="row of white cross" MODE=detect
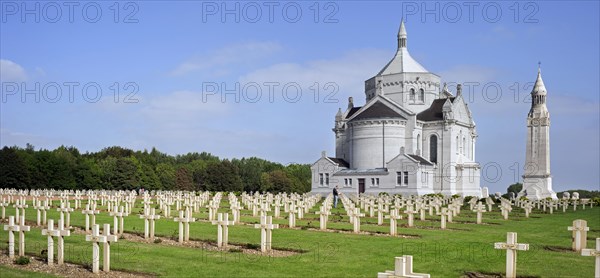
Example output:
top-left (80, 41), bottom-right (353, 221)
top-left (2, 215), bottom-right (117, 274)
top-left (377, 232), bottom-right (600, 278)
top-left (1, 190), bottom-right (598, 277)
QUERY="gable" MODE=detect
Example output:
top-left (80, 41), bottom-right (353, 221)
top-left (347, 96), bottom-right (413, 122)
top-left (352, 102), bottom-right (406, 121)
top-left (417, 97), bottom-right (455, 121)
top-left (452, 96), bottom-right (474, 125)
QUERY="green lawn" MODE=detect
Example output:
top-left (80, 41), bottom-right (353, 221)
top-left (1, 199), bottom-right (598, 277)
top-left (0, 264), bottom-right (58, 278)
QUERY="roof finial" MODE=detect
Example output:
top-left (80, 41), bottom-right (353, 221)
top-left (538, 61), bottom-right (541, 73)
top-left (398, 18), bottom-right (407, 49)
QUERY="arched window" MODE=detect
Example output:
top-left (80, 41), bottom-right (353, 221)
top-left (463, 137), bottom-right (466, 155)
top-left (429, 135), bottom-right (438, 163)
top-left (410, 88), bottom-right (415, 101)
top-left (419, 89), bottom-right (425, 101)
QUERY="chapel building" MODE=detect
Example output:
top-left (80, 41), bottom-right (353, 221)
top-left (311, 20), bottom-right (482, 197)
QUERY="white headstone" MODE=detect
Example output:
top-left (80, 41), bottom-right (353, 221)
top-left (494, 232), bottom-right (529, 278)
top-left (581, 238), bottom-right (600, 278)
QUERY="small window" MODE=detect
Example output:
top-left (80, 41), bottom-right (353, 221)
top-left (419, 89), bottom-right (424, 101)
top-left (349, 179), bottom-right (353, 187)
top-left (319, 174), bottom-right (324, 186)
top-left (376, 178), bottom-right (380, 186)
top-left (403, 171), bottom-right (409, 185)
top-left (456, 136), bottom-right (459, 154)
top-left (410, 88), bottom-right (415, 101)
top-left (325, 173), bottom-right (330, 185)
top-left (396, 172), bottom-right (402, 185)
top-left (371, 178), bottom-right (375, 186)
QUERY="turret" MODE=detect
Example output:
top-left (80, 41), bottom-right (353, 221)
top-left (398, 19), bottom-right (407, 49)
top-left (528, 67), bottom-right (549, 118)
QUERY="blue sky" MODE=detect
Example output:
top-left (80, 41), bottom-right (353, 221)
top-left (1, 1), bottom-right (598, 193)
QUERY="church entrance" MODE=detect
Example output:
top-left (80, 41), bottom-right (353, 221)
top-left (358, 179), bottom-right (365, 194)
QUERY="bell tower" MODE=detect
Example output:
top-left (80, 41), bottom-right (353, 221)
top-left (520, 66), bottom-right (557, 200)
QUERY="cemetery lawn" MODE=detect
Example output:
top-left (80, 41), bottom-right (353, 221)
top-left (1, 200), bottom-right (598, 277)
top-left (0, 264), bottom-right (58, 277)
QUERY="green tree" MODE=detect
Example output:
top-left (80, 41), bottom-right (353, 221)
top-left (0, 147), bottom-right (30, 189)
top-left (175, 167), bottom-right (194, 191)
top-left (156, 163), bottom-right (176, 190)
top-left (503, 183), bottom-right (523, 199)
top-left (76, 157), bottom-right (102, 189)
top-left (260, 170), bottom-right (293, 193)
top-left (203, 160), bottom-right (243, 192)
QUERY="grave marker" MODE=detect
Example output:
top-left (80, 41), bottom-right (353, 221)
top-left (377, 255), bottom-right (430, 278)
top-left (581, 238), bottom-right (600, 278)
top-left (494, 232), bottom-right (529, 278)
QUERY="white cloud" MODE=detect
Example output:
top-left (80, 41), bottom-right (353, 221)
top-left (0, 59), bottom-right (27, 82)
top-left (239, 49), bottom-right (391, 100)
top-left (140, 90), bottom-right (229, 122)
top-left (169, 41), bottom-right (283, 77)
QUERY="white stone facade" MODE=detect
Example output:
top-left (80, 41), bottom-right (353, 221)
top-left (311, 21), bottom-right (482, 197)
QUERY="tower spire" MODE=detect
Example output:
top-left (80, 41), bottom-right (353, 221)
top-left (398, 19), bottom-right (407, 49)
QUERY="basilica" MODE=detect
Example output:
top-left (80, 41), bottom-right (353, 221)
top-left (311, 21), bottom-right (482, 197)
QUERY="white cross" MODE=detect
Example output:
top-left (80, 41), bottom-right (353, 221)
top-left (110, 206), bottom-right (128, 235)
top-left (0, 198), bottom-right (9, 220)
top-left (41, 219), bottom-right (70, 265)
top-left (13, 199), bottom-right (28, 225)
top-left (3, 215), bottom-right (29, 258)
top-left (14, 214), bottom-right (30, 257)
top-left (349, 207), bottom-right (365, 233)
top-left (385, 210), bottom-right (403, 236)
top-left (211, 213), bottom-right (234, 247)
top-left (207, 201), bottom-right (220, 221)
top-left (33, 200), bottom-right (44, 225)
top-left (82, 204), bottom-right (99, 232)
top-left (254, 215), bottom-right (279, 252)
top-left (417, 203), bottom-right (427, 222)
top-left (86, 224), bottom-right (108, 274)
top-left (140, 208), bottom-right (161, 240)
top-left (499, 202), bottom-right (512, 220)
top-left (437, 208), bottom-right (451, 229)
top-left (288, 203), bottom-right (297, 228)
top-left (102, 223), bottom-right (118, 272)
top-left (56, 202), bottom-right (74, 228)
top-left (404, 205), bottom-right (417, 227)
top-left (230, 202), bottom-right (241, 223)
top-left (316, 206), bottom-right (331, 230)
top-left (377, 255), bottom-right (430, 278)
top-left (296, 202), bottom-right (304, 219)
top-left (273, 200), bottom-right (282, 218)
top-left (473, 202), bottom-right (486, 224)
top-left (174, 209), bottom-right (195, 243)
top-left (568, 219), bottom-right (589, 252)
top-left (494, 232), bottom-right (529, 278)
top-left (581, 238), bottom-right (600, 278)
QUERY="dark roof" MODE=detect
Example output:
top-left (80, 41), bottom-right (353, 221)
top-left (328, 157), bottom-right (349, 168)
top-left (417, 97), bottom-right (455, 122)
top-left (345, 107), bottom-right (361, 119)
top-left (351, 102), bottom-right (405, 121)
top-left (407, 154), bottom-right (434, 166)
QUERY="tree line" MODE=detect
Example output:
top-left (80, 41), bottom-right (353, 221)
top-left (0, 144), bottom-right (312, 193)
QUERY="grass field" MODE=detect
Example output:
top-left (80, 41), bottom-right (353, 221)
top-left (0, 198), bottom-right (598, 277)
